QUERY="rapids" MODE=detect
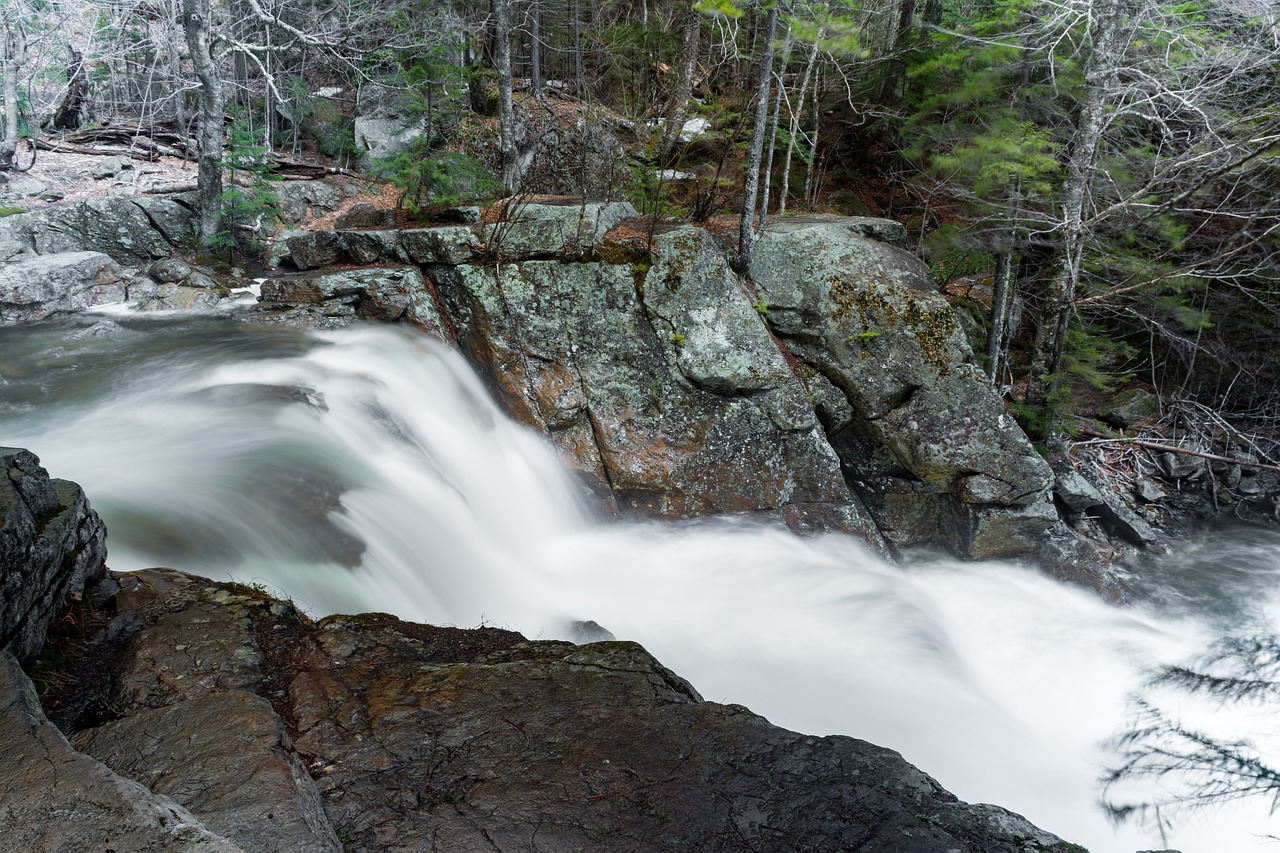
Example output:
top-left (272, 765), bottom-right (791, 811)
top-left (1, 314), bottom-right (1276, 852)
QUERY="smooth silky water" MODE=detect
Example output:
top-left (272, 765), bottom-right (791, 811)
top-left (2, 314), bottom-right (1276, 852)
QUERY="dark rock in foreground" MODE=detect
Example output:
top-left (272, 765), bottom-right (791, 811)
top-left (22, 566), bottom-right (1076, 853)
top-left (0, 446), bottom-right (107, 662)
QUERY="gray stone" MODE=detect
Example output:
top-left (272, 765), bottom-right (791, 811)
top-left (481, 200), bottom-right (638, 258)
top-left (93, 155), bottom-right (135, 180)
top-left (749, 218), bottom-right (1059, 560)
top-left (284, 231), bottom-right (341, 270)
top-left (400, 225), bottom-right (478, 265)
top-left (0, 652), bottom-right (246, 853)
top-left (1134, 478), bottom-right (1165, 503)
top-left (353, 80), bottom-right (429, 166)
top-left (275, 182), bottom-right (342, 225)
top-left (81, 197), bottom-right (174, 264)
top-left (75, 691), bottom-right (343, 853)
top-left (0, 251), bottom-right (127, 325)
top-left (337, 229), bottom-right (404, 265)
top-left (39, 568), bottom-right (1071, 853)
top-left (134, 282), bottom-right (223, 312)
top-left (431, 250), bottom-right (881, 545)
top-left (257, 266), bottom-right (447, 336)
top-left (334, 201), bottom-right (395, 230)
top-left (0, 238), bottom-right (29, 262)
top-left (1099, 388), bottom-right (1160, 429)
top-left (5, 176), bottom-right (46, 197)
top-left (148, 257), bottom-right (193, 283)
top-left (132, 195), bottom-right (196, 247)
top-left (645, 226), bottom-right (795, 394)
top-left (0, 447), bottom-right (107, 662)
top-left (1053, 469), bottom-right (1104, 513)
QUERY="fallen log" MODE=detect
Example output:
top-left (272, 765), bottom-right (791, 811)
top-left (34, 138), bottom-right (162, 161)
top-left (1075, 428), bottom-right (1280, 474)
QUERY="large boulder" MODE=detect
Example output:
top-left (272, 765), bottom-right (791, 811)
top-left (33, 567), bottom-right (1072, 853)
top-left (429, 228), bottom-right (882, 542)
top-left (480, 199), bottom-right (638, 258)
top-left (0, 196), bottom-right (193, 265)
top-left (0, 251), bottom-right (129, 325)
top-left (0, 447), bottom-right (107, 662)
top-left (353, 79), bottom-right (428, 167)
top-left (749, 218), bottom-right (1105, 575)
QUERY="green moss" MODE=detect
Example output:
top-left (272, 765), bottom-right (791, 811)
top-left (0, 205), bottom-right (25, 217)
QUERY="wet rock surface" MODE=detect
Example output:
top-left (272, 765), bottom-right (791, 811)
top-left (22, 567), bottom-right (1074, 853)
top-left (0, 651), bottom-right (246, 853)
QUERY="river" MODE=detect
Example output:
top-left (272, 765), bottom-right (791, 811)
top-left (1, 313), bottom-right (1276, 852)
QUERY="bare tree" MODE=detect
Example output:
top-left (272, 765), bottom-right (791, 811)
top-left (492, 0), bottom-right (518, 195)
top-left (183, 0), bottom-right (227, 244)
top-left (656, 0), bottom-right (704, 164)
top-left (737, 0), bottom-right (779, 272)
top-left (0, 7), bottom-right (26, 170)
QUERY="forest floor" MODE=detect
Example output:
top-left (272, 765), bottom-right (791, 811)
top-left (0, 149), bottom-right (199, 210)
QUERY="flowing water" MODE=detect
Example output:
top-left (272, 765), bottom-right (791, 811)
top-left (2, 313), bottom-right (1277, 853)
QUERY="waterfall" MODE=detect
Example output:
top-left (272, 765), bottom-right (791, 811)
top-left (2, 315), bottom-right (1276, 853)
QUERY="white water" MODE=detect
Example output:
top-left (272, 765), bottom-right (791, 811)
top-left (2, 318), bottom-right (1277, 852)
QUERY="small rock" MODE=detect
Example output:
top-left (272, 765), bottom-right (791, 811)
top-left (1099, 388), bottom-right (1160, 429)
top-left (93, 155), bottom-right (135, 180)
top-left (6, 177), bottom-right (46, 197)
top-left (334, 201), bottom-right (394, 229)
top-left (70, 319), bottom-right (127, 340)
top-left (147, 257), bottom-right (193, 283)
top-left (1133, 478), bottom-right (1164, 503)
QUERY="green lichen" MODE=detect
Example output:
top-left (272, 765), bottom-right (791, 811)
top-left (829, 276), bottom-right (957, 372)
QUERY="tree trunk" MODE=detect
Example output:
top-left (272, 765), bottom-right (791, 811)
top-left (987, 237), bottom-right (1016, 387)
top-left (655, 0), bottom-right (702, 164)
top-left (54, 49), bottom-right (89, 130)
top-left (878, 0), bottom-right (915, 105)
top-left (758, 29), bottom-right (793, 223)
top-left (802, 68), bottom-right (821, 208)
top-left (529, 0), bottom-right (542, 98)
top-left (572, 0), bottom-right (583, 96)
top-left (0, 14), bottom-right (24, 169)
top-left (1025, 0), bottom-right (1128, 416)
top-left (779, 38), bottom-right (820, 215)
top-left (492, 0), bottom-right (518, 195)
top-left (166, 0), bottom-right (187, 134)
top-left (183, 0), bottom-right (226, 244)
top-left (736, 1), bottom-right (778, 273)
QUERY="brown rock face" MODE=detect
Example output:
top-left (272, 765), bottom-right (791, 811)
top-left (23, 568), bottom-right (1075, 853)
top-left (0, 651), bottom-right (246, 853)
